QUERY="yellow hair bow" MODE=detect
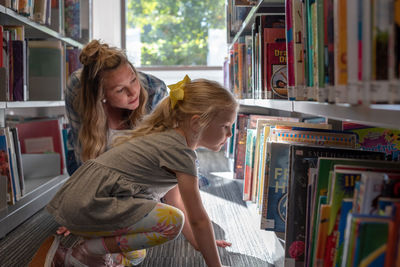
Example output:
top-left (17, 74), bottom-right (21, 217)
top-left (168, 75), bottom-right (191, 109)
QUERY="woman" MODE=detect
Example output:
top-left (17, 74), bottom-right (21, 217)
top-left (65, 40), bottom-right (167, 175)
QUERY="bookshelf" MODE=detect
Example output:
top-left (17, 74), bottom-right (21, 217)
top-left (239, 99), bottom-right (400, 129)
top-left (228, 0), bottom-right (400, 130)
top-left (0, 2), bottom-right (92, 238)
top-left (228, 0), bottom-right (400, 265)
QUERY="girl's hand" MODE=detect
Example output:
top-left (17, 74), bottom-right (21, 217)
top-left (216, 240), bottom-right (232, 248)
top-left (56, 226), bottom-right (71, 237)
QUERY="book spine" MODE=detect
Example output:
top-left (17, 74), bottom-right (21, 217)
top-left (347, 0), bottom-right (359, 105)
top-left (334, 0), bottom-right (348, 103)
top-left (286, 0), bottom-right (296, 100)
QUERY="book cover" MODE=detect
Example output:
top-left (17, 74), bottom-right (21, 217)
top-left (0, 133), bottom-right (15, 205)
top-left (334, 0), bottom-right (347, 103)
top-left (233, 114), bottom-right (249, 179)
top-left (256, 120), bottom-right (329, 209)
top-left (28, 40), bottom-right (64, 101)
top-left (334, 198), bottom-right (353, 267)
top-left (347, 126), bottom-right (400, 161)
top-left (243, 128), bottom-right (256, 201)
top-left (261, 142), bottom-right (289, 232)
top-left (244, 35), bottom-right (253, 99)
top-left (237, 37), bottom-right (245, 99)
top-left (385, 202), bottom-right (400, 267)
top-left (265, 41), bottom-right (288, 99)
top-left (285, 146), bottom-right (384, 266)
top-left (309, 157), bottom-right (399, 266)
top-left (33, 0), bottom-right (47, 24)
top-left (11, 40), bottom-right (25, 101)
top-left (315, 0), bottom-right (326, 102)
top-left (64, 0), bottom-right (81, 39)
top-left (15, 119), bottom-right (65, 174)
top-left (269, 126), bottom-right (357, 148)
top-left (314, 201), bottom-right (330, 266)
top-left (259, 14), bottom-right (285, 99)
top-left (292, 0), bottom-right (306, 100)
top-left (251, 116), bottom-right (299, 202)
top-left (325, 0), bottom-right (335, 103)
top-left (10, 127), bottom-right (24, 196)
top-left (350, 215), bottom-right (390, 267)
top-left (18, 0), bottom-right (32, 16)
top-left (3, 127), bottom-right (21, 201)
top-left (286, 0), bottom-right (295, 100)
top-left (361, 0), bottom-right (372, 105)
top-left (304, 0), bottom-right (315, 100)
top-left (370, 0), bottom-right (391, 104)
top-left (346, 0), bottom-right (359, 104)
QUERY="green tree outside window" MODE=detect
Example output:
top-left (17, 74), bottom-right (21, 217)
top-left (126, 0), bottom-right (226, 66)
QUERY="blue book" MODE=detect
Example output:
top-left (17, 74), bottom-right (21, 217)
top-left (261, 142), bottom-right (289, 233)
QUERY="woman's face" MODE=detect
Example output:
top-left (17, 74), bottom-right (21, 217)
top-left (102, 63), bottom-right (141, 111)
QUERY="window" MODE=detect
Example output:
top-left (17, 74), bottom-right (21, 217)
top-left (125, 0), bottom-right (227, 84)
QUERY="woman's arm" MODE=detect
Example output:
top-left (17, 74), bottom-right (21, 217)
top-left (175, 171), bottom-right (222, 267)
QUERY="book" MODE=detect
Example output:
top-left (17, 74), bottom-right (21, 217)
top-left (341, 214), bottom-right (390, 267)
top-left (256, 120), bottom-right (330, 210)
top-left (0, 133), bottom-right (15, 205)
top-left (260, 142), bottom-right (289, 233)
top-left (333, 0), bottom-right (348, 103)
top-left (33, 0), bottom-right (48, 24)
top-left (354, 172), bottom-right (400, 215)
top-left (346, 126), bottom-right (400, 161)
top-left (258, 14), bottom-right (285, 99)
top-left (28, 40), bottom-right (64, 101)
top-left (285, 146), bottom-right (384, 267)
top-left (292, 0), bottom-right (306, 100)
top-left (308, 157), bottom-right (399, 266)
top-left (15, 119), bottom-right (65, 174)
top-left (314, 200), bottom-right (330, 266)
top-left (269, 126), bottom-right (357, 148)
top-left (370, 0), bottom-right (391, 104)
top-left (323, 165), bottom-right (400, 266)
top-left (10, 127), bottom-right (24, 196)
top-left (251, 116), bottom-right (299, 202)
top-left (285, 0), bottom-right (296, 100)
top-left (243, 128), bottom-right (256, 201)
top-left (233, 114), bottom-right (249, 179)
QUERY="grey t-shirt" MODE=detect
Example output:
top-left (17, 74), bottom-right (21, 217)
top-left (47, 129), bottom-right (197, 231)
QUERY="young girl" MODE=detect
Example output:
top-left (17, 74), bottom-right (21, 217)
top-left (30, 76), bottom-right (237, 267)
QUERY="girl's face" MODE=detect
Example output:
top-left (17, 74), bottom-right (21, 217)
top-left (197, 109), bottom-right (237, 152)
top-left (102, 63), bottom-right (141, 111)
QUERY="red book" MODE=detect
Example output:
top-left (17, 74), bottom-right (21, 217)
top-left (265, 42), bottom-right (287, 99)
top-left (16, 119), bottom-right (64, 174)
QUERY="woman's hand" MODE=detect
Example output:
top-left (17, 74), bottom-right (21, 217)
top-left (216, 240), bottom-right (232, 248)
top-left (56, 226), bottom-right (71, 237)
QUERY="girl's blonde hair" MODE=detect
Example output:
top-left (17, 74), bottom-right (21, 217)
top-left (116, 79), bottom-right (238, 144)
top-left (75, 39), bottom-right (148, 162)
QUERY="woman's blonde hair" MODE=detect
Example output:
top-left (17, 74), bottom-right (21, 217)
top-left (116, 79), bottom-right (238, 144)
top-left (75, 39), bottom-right (148, 162)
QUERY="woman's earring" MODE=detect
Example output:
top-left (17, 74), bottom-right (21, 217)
top-left (102, 99), bottom-right (107, 103)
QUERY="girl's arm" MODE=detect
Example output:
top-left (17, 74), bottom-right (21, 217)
top-left (175, 171), bottom-right (222, 267)
top-left (162, 186), bottom-right (199, 249)
top-left (163, 186), bottom-right (232, 250)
